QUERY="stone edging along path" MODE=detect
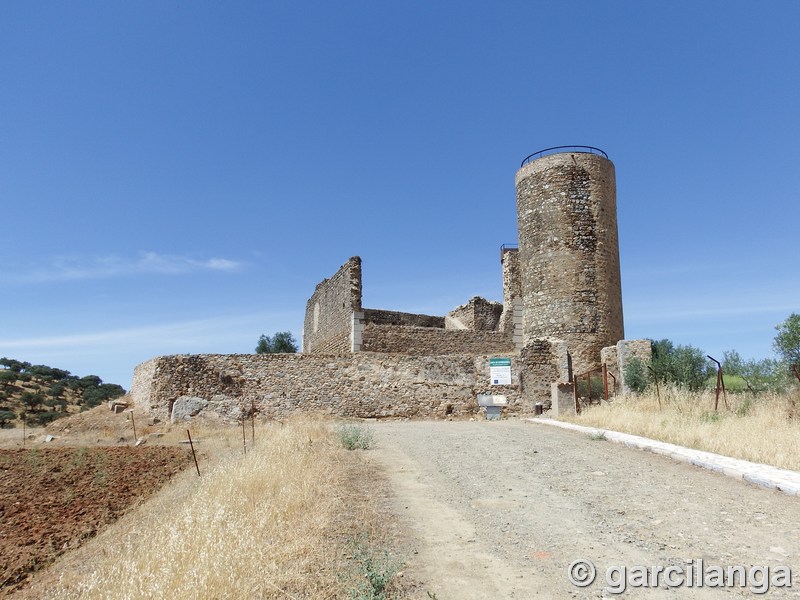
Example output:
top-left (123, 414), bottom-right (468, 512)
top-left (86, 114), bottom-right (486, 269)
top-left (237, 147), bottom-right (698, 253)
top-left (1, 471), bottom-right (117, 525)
top-left (526, 417), bottom-right (800, 497)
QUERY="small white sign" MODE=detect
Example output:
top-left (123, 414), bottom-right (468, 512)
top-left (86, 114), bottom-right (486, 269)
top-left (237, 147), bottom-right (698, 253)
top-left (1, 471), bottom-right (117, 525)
top-left (489, 357), bottom-right (512, 385)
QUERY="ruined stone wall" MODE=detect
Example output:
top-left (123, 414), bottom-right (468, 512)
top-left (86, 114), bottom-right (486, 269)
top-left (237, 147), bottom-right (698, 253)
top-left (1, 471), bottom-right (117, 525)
top-left (600, 345), bottom-right (620, 387)
top-left (617, 339), bottom-right (652, 394)
top-left (130, 355), bottom-right (157, 408)
top-left (499, 248), bottom-right (521, 333)
top-left (362, 309), bottom-right (444, 328)
top-left (359, 324), bottom-right (515, 355)
top-left (520, 338), bottom-right (571, 409)
top-left (516, 152), bottom-right (624, 373)
top-left (447, 297), bottom-right (503, 331)
top-left (131, 352), bottom-right (549, 421)
top-left (302, 257), bottom-right (362, 354)
top-left (602, 339), bottom-right (652, 394)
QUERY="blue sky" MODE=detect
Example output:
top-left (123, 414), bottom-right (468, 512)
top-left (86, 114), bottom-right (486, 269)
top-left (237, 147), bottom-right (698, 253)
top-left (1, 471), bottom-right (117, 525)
top-left (2, 2), bottom-right (798, 388)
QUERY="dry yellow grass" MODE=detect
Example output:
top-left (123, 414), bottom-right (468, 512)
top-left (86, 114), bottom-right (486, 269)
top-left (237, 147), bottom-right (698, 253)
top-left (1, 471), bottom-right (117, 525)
top-left (562, 387), bottom-right (800, 471)
top-left (40, 417), bottom-right (397, 599)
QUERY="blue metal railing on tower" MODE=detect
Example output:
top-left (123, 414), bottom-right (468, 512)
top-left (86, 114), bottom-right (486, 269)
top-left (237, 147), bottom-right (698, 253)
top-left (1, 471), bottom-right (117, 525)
top-left (520, 146), bottom-right (608, 168)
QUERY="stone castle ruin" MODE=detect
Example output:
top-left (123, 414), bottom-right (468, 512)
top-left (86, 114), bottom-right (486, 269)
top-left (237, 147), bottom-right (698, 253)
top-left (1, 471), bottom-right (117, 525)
top-left (131, 147), bottom-right (651, 422)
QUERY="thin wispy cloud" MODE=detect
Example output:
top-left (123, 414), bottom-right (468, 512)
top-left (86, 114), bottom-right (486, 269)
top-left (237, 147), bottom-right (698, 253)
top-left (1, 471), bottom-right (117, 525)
top-left (0, 312), bottom-right (293, 351)
top-left (2, 252), bottom-right (245, 283)
top-left (0, 310), bottom-right (303, 385)
top-left (625, 303), bottom-right (797, 324)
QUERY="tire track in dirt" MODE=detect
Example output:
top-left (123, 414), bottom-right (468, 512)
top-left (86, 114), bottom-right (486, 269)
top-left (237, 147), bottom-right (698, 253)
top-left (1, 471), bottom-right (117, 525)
top-left (371, 420), bottom-right (800, 599)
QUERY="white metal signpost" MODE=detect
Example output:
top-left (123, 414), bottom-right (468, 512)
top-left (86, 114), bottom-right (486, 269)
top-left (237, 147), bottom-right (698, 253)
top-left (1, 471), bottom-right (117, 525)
top-left (489, 357), bottom-right (512, 385)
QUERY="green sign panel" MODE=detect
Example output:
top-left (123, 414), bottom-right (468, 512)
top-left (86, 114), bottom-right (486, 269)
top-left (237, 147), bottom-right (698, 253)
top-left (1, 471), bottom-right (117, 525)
top-left (489, 357), bottom-right (512, 385)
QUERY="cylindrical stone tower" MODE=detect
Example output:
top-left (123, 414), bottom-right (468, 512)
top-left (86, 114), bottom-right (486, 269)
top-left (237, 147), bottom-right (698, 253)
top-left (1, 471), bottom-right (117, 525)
top-left (515, 147), bottom-right (624, 373)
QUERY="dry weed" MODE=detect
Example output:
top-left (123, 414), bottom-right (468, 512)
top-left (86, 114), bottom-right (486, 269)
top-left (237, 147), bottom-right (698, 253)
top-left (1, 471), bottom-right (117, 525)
top-left (564, 386), bottom-right (800, 471)
top-left (42, 417), bottom-right (394, 599)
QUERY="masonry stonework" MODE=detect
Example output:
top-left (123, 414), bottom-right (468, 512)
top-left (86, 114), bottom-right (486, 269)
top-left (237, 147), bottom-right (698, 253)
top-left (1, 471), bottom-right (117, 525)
top-left (498, 248), bottom-right (521, 332)
top-left (519, 338), bottom-right (571, 407)
top-left (516, 151), bottom-right (624, 374)
top-left (131, 352), bottom-right (541, 421)
top-left (302, 257), bottom-right (362, 354)
top-left (132, 147), bottom-right (643, 421)
top-left (362, 309), bottom-right (444, 328)
top-left (616, 339), bottom-right (653, 394)
top-left (447, 297), bottom-right (503, 331)
top-left (360, 324), bottom-right (515, 355)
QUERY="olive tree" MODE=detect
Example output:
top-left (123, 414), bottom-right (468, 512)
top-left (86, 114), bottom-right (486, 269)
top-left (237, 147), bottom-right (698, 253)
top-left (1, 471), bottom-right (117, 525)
top-left (774, 313), bottom-right (800, 366)
top-left (255, 332), bottom-right (298, 354)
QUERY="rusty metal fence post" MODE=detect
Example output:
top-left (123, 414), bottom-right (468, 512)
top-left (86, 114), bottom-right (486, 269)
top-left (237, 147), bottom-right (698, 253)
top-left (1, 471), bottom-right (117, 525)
top-left (187, 430), bottom-right (201, 476)
top-left (130, 412), bottom-right (137, 445)
top-left (707, 355), bottom-right (729, 411)
top-left (647, 366), bottom-right (662, 410)
top-left (573, 374), bottom-right (580, 414)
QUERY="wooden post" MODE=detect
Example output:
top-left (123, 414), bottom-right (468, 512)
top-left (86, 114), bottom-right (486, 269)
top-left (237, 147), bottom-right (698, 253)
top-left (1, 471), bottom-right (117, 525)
top-left (647, 366), bottom-right (662, 410)
top-left (242, 418), bottom-right (247, 455)
top-left (130, 412), bottom-right (137, 445)
top-left (573, 374), bottom-right (580, 414)
top-left (187, 430), bottom-right (201, 476)
top-left (250, 399), bottom-right (256, 447)
top-left (586, 372), bottom-right (592, 404)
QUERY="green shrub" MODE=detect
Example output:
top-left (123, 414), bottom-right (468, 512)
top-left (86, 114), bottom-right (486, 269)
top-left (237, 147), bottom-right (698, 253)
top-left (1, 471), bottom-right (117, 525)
top-left (0, 410), bottom-right (16, 428)
top-left (651, 339), bottom-right (713, 391)
top-left (624, 356), bottom-right (649, 393)
top-left (576, 376), bottom-right (606, 399)
top-left (339, 424), bottom-right (374, 450)
top-left (700, 410), bottom-right (724, 423)
top-left (348, 539), bottom-right (399, 600)
top-left (623, 341), bottom-right (713, 393)
top-left (35, 411), bottom-right (64, 426)
top-left (735, 396), bottom-right (754, 417)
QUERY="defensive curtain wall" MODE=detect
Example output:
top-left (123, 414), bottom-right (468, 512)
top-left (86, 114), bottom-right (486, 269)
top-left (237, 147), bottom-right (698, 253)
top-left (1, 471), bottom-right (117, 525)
top-left (131, 348), bottom-right (567, 423)
top-left (131, 147), bottom-right (651, 422)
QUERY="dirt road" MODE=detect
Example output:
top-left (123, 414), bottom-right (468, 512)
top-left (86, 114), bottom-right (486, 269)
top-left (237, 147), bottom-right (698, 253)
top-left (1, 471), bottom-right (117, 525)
top-left (370, 420), bottom-right (800, 599)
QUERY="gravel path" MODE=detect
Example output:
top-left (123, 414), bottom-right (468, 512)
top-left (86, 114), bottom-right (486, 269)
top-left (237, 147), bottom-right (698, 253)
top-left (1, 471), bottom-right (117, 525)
top-left (370, 420), bottom-right (800, 599)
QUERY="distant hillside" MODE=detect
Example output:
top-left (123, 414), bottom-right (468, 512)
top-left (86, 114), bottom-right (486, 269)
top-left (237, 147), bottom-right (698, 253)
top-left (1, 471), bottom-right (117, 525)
top-left (0, 358), bottom-right (126, 428)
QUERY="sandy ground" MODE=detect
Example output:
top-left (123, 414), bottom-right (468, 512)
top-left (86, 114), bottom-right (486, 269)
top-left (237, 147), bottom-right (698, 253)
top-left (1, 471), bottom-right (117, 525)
top-left (370, 420), bottom-right (800, 599)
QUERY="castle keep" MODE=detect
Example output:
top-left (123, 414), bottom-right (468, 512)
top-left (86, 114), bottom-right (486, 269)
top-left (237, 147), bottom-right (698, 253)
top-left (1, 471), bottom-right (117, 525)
top-left (131, 147), bottom-right (650, 422)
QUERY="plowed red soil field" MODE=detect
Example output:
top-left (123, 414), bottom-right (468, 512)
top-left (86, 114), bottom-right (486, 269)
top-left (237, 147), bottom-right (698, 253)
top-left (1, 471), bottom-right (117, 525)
top-left (0, 446), bottom-right (190, 595)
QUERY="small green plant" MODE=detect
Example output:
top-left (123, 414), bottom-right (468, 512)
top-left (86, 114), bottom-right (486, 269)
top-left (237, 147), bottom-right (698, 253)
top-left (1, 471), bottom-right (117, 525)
top-left (624, 356), bottom-right (649, 393)
top-left (589, 430), bottom-right (607, 441)
top-left (72, 447), bottom-right (88, 468)
top-left (0, 409), bottom-right (16, 428)
top-left (93, 468), bottom-right (109, 487)
top-left (348, 539), bottom-right (399, 600)
top-left (576, 376), bottom-right (606, 399)
top-left (339, 424), bottom-right (374, 450)
top-left (700, 410), bottom-right (723, 423)
top-left (735, 396), bottom-right (754, 417)
top-left (26, 448), bottom-right (42, 467)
